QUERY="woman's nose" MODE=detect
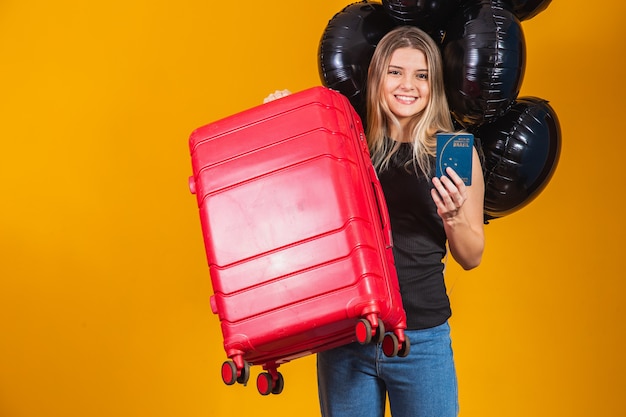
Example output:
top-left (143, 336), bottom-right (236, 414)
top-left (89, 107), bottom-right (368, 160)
top-left (400, 75), bottom-right (414, 89)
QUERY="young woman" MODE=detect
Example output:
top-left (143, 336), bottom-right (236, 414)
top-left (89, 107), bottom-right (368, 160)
top-left (316, 26), bottom-right (484, 417)
top-left (266, 26), bottom-right (485, 417)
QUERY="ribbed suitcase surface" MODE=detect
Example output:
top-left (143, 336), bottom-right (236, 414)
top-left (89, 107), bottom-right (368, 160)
top-left (188, 87), bottom-right (408, 395)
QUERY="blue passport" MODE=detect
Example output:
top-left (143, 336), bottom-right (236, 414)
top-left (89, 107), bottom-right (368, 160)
top-left (436, 133), bottom-right (474, 186)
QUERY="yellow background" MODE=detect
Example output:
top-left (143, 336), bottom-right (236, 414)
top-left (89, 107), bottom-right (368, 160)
top-left (1, 1), bottom-right (624, 416)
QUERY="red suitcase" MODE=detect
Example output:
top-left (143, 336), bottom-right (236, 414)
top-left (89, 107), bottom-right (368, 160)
top-left (188, 87), bottom-right (408, 395)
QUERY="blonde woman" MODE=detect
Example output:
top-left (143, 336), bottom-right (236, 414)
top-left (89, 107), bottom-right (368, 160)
top-left (316, 26), bottom-right (485, 417)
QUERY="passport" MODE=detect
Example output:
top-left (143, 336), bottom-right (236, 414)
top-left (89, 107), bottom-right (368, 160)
top-left (436, 133), bottom-right (474, 186)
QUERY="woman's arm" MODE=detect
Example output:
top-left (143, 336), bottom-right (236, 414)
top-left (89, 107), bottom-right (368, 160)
top-left (430, 148), bottom-right (485, 270)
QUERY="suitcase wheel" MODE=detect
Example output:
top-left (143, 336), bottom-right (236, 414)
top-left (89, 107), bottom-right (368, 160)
top-left (355, 318), bottom-right (372, 344)
top-left (398, 336), bottom-right (411, 357)
top-left (382, 333), bottom-right (399, 357)
top-left (382, 333), bottom-right (411, 358)
top-left (221, 360), bottom-right (250, 386)
top-left (257, 371), bottom-right (284, 396)
top-left (356, 317), bottom-right (385, 345)
top-left (237, 360), bottom-right (251, 385)
top-left (221, 361), bottom-right (237, 385)
top-left (374, 318), bottom-right (386, 344)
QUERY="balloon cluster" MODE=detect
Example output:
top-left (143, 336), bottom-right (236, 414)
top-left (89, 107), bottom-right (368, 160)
top-left (318, 0), bottom-right (561, 220)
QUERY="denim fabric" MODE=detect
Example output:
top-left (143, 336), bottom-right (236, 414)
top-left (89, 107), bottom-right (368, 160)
top-left (317, 321), bottom-right (458, 417)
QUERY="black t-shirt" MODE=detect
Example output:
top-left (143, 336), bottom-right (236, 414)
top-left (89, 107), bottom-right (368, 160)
top-left (377, 142), bottom-right (451, 330)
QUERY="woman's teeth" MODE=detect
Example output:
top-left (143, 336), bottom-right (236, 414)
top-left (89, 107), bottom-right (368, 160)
top-left (396, 95), bottom-right (416, 104)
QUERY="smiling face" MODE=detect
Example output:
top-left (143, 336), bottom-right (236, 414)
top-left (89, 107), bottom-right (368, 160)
top-left (383, 47), bottom-right (431, 130)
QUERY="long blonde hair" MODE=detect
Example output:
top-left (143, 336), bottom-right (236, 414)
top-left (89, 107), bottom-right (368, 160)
top-left (366, 26), bottom-right (454, 176)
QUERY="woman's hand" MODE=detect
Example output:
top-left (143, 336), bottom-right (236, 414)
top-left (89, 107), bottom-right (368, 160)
top-left (431, 148), bottom-right (485, 270)
top-left (263, 89), bottom-right (291, 103)
top-left (431, 167), bottom-right (467, 223)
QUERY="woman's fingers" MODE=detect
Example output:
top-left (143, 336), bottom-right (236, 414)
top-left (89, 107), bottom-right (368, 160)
top-left (263, 89), bottom-right (291, 103)
top-left (432, 171), bottom-right (468, 220)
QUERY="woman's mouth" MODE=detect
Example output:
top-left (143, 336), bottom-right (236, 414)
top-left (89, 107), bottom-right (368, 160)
top-left (395, 95), bottom-right (417, 104)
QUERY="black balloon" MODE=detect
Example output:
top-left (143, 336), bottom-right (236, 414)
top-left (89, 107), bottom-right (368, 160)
top-left (501, 0), bottom-right (552, 21)
top-left (318, 0), bottom-right (561, 220)
top-left (381, 0), bottom-right (461, 42)
top-left (318, 1), bottom-right (397, 122)
top-left (474, 96), bottom-right (561, 220)
top-left (442, 0), bottom-right (525, 128)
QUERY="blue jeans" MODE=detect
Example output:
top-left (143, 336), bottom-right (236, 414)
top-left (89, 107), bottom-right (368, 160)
top-left (317, 321), bottom-right (458, 417)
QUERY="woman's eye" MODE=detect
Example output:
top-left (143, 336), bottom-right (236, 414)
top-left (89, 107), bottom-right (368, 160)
top-left (388, 70), bottom-right (401, 76)
top-left (416, 73), bottom-right (428, 80)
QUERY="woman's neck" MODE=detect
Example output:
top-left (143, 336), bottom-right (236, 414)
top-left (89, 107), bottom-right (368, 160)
top-left (388, 124), bottom-right (411, 143)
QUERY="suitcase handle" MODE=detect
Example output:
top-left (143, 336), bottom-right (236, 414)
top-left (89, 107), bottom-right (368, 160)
top-left (188, 175), bottom-right (196, 195)
top-left (369, 167), bottom-right (393, 249)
